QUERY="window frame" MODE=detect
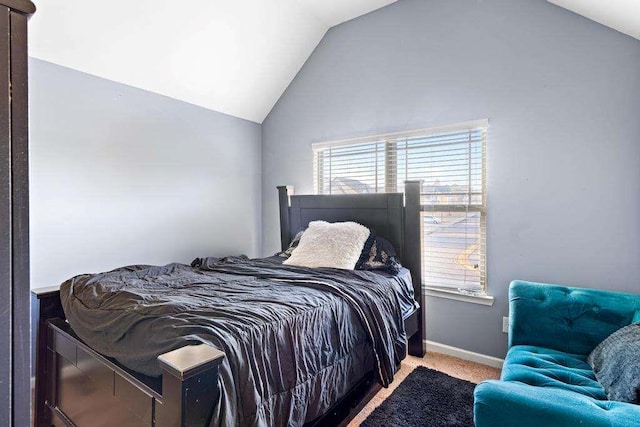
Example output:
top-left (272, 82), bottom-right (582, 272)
top-left (312, 119), bottom-right (490, 300)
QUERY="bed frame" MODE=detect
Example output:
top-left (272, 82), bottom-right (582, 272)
top-left (32, 181), bottom-right (424, 426)
top-left (278, 180), bottom-right (424, 357)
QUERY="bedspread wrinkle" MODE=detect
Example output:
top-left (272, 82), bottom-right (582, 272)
top-left (60, 256), bottom-right (407, 426)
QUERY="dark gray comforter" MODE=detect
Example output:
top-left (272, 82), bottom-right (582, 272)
top-left (60, 256), bottom-right (408, 426)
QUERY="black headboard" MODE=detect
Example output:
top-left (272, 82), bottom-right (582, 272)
top-left (284, 192), bottom-right (405, 259)
top-left (277, 181), bottom-right (423, 355)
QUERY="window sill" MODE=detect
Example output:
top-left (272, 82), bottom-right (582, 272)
top-left (424, 287), bottom-right (494, 306)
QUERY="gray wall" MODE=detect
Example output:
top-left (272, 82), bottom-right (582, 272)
top-left (29, 59), bottom-right (262, 288)
top-left (262, 0), bottom-right (640, 358)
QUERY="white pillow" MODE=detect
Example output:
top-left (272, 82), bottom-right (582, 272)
top-left (283, 221), bottom-right (370, 270)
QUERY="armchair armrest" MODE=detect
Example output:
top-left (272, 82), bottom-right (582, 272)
top-left (508, 280), bottom-right (640, 355)
top-left (474, 380), bottom-right (640, 427)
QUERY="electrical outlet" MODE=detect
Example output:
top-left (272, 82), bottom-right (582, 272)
top-left (502, 316), bottom-right (509, 334)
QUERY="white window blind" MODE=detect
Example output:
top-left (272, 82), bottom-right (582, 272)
top-left (313, 120), bottom-right (488, 295)
top-left (314, 140), bottom-right (387, 194)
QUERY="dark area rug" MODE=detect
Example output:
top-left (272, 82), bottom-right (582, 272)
top-left (362, 366), bottom-right (476, 427)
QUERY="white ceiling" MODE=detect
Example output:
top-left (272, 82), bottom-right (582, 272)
top-left (29, 0), bottom-right (397, 123)
top-left (548, 0), bottom-right (640, 41)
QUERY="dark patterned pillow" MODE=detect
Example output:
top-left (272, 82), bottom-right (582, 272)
top-left (278, 230), bottom-right (305, 258)
top-left (356, 235), bottom-right (401, 274)
top-left (588, 322), bottom-right (640, 404)
top-left (354, 232), bottom-right (376, 268)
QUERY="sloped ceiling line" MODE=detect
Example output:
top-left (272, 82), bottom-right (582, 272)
top-left (548, 0), bottom-right (640, 41)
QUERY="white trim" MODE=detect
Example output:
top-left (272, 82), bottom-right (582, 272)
top-left (424, 287), bottom-right (494, 306)
top-left (424, 340), bottom-right (504, 369)
top-left (312, 118), bottom-right (489, 150)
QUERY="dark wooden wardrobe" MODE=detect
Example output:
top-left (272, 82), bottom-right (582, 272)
top-left (0, 0), bottom-right (35, 425)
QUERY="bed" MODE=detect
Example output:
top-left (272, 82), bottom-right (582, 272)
top-left (32, 181), bottom-right (424, 426)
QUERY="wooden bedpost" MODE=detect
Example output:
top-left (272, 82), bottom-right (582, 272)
top-left (277, 185), bottom-right (293, 251)
top-left (157, 345), bottom-right (225, 426)
top-left (404, 180), bottom-right (425, 357)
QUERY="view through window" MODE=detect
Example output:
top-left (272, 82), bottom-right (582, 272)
top-left (313, 120), bottom-right (487, 295)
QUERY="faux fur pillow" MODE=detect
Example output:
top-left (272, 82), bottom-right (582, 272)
top-left (283, 221), bottom-right (370, 269)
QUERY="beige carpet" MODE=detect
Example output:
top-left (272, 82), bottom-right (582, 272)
top-left (342, 352), bottom-right (502, 426)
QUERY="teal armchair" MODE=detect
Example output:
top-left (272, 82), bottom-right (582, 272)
top-left (474, 280), bottom-right (640, 427)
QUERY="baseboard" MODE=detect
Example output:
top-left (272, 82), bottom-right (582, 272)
top-left (424, 340), bottom-right (504, 369)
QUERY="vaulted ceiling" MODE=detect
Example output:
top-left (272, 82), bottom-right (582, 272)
top-left (29, 1), bottom-right (639, 124)
top-left (29, 0), bottom-right (397, 123)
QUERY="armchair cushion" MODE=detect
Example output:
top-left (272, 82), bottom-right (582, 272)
top-left (503, 345), bottom-right (606, 400)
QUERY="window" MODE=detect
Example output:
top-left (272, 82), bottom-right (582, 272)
top-left (313, 119), bottom-right (488, 295)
